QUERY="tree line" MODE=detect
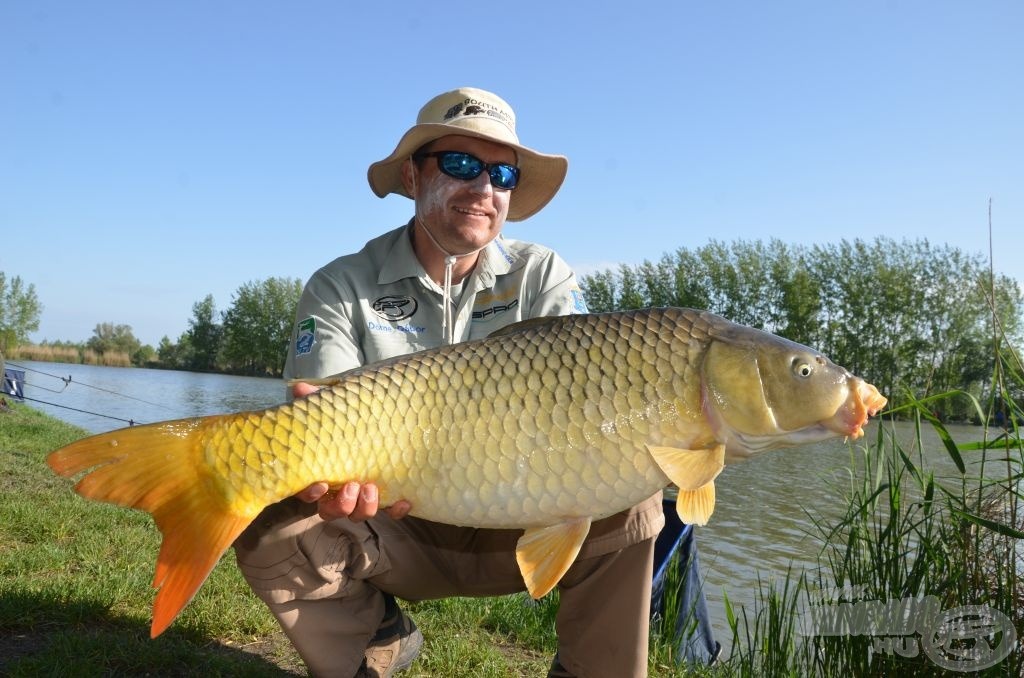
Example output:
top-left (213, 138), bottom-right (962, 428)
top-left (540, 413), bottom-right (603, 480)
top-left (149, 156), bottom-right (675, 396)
top-left (3, 276), bottom-right (302, 377)
top-left (157, 277), bottom-right (303, 376)
top-left (578, 236), bottom-right (1023, 422)
top-left (5, 237), bottom-right (1023, 415)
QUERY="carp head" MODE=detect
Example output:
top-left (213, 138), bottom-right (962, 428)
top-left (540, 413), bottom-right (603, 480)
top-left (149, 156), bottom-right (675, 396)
top-left (701, 324), bottom-right (887, 459)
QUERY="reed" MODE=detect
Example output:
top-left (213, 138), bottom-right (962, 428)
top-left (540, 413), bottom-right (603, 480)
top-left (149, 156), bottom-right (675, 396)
top-left (81, 348), bottom-right (132, 367)
top-left (6, 344), bottom-right (133, 367)
top-left (7, 344), bottom-right (82, 363)
top-left (718, 390), bottom-right (1023, 674)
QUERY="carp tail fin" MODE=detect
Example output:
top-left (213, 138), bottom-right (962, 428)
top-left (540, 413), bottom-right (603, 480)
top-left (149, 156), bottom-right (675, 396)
top-left (47, 416), bottom-right (256, 637)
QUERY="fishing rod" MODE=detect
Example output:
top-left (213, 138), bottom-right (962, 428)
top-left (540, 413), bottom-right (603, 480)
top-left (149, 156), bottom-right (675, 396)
top-left (18, 394), bottom-right (141, 427)
top-left (8, 361), bottom-right (177, 412)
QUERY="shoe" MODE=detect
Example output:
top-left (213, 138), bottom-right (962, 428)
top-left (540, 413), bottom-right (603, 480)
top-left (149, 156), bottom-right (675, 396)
top-left (547, 652), bottom-right (574, 677)
top-left (358, 593), bottom-right (423, 678)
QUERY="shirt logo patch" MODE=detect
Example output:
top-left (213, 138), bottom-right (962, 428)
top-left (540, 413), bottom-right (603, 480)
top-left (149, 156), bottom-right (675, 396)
top-left (472, 298), bottom-right (519, 321)
top-left (571, 288), bottom-right (589, 314)
top-left (372, 295), bottom-right (418, 321)
top-left (295, 317), bottom-right (315, 356)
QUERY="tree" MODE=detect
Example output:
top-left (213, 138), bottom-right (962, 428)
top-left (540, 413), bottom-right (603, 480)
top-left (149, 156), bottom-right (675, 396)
top-left (579, 269), bottom-right (618, 313)
top-left (220, 277), bottom-right (302, 376)
top-left (0, 272), bottom-right (43, 353)
top-left (158, 334), bottom-right (191, 370)
top-left (185, 294), bottom-right (223, 371)
top-left (570, 236), bottom-right (1024, 416)
top-left (87, 323), bottom-right (142, 358)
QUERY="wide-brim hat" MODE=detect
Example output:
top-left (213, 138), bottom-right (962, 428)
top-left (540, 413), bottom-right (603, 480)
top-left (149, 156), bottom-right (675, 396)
top-left (367, 87), bottom-right (568, 221)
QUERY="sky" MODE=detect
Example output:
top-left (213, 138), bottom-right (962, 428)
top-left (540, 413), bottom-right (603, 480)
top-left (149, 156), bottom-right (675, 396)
top-left (2, 1), bottom-right (1021, 348)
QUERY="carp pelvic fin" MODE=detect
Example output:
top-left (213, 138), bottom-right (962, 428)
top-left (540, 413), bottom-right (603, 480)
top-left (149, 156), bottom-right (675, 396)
top-left (47, 416), bottom-right (256, 638)
top-left (515, 517), bottom-right (592, 599)
top-left (676, 482), bottom-right (717, 526)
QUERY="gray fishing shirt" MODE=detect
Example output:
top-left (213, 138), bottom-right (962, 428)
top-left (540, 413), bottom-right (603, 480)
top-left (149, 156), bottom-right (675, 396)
top-left (284, 222), bottom-right (590, 381)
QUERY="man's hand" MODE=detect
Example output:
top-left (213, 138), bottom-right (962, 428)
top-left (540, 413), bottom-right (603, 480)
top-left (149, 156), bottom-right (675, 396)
top-left (295, 481), bottom-right (412, 522)
top-left (291, 381), bottom-right (412, 522)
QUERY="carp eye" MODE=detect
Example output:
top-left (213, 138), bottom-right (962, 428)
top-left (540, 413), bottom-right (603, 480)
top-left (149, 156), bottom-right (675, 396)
top-left (792, 359), bottom-right (813, 378)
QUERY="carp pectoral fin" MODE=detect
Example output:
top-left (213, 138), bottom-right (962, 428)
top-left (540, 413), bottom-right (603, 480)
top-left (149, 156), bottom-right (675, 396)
top-left (516, 517), bottom-right (592, 599)
top-left (646, 444), bottom-right (725, 491)
top-left (676, 481), bottom-right (717, 525)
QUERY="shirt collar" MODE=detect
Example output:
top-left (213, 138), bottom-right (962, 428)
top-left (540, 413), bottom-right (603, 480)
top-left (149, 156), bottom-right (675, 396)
top-left (376, 219), bottom-right (524, 288)
top-left (377, 220), bottom-right (425, 285)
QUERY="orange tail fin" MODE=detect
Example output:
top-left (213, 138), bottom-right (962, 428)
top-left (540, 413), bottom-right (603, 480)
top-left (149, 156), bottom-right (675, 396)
top-left (47, 415), bottom-right (256, 637)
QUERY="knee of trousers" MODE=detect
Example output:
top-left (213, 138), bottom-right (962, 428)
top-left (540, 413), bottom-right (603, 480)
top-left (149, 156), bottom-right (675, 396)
top-left (233, 498), bottom-right (392, 606)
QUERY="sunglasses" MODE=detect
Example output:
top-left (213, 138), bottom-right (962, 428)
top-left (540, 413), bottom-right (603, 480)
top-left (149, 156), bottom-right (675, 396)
top-left (414, 151), bottom-right (520, 191)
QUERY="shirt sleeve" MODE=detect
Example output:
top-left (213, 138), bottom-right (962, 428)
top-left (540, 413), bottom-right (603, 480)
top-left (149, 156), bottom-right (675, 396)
top-left (283, 269), bottom-right (365, 383)
top-left (527, 250), bottom-right (591, 318)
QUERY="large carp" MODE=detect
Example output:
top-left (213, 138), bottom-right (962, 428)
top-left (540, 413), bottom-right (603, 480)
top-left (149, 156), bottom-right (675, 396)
top-left (48, 307), bottom-right (886, 637)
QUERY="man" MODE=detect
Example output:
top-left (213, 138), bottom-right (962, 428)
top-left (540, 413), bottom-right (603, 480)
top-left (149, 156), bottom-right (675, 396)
top-left (234, 87), bottom-right (665, 677)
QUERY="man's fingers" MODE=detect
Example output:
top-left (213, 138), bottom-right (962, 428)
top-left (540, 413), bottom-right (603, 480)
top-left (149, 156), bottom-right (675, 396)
top-left (347, 484), bottom-right (379, 522)
top-left (296, 482), bottom-right (329, 503)
top-left (292, 381), bottom-right (320, 399)
top-left (310, 482), bottom-right (408, 522)
top-left (385, 500), bottom-right (412, 520)
top-left (317, 482), bottom-right (375, 521)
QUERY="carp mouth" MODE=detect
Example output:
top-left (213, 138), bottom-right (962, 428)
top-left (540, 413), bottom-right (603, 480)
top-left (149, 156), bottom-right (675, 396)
top-left (823, 379), bottom-right (888, 439)
top-left (724, 379), bottom-right (888, 459)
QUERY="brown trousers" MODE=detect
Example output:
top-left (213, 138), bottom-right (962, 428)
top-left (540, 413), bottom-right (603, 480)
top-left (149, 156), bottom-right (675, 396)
top-left (235, 492), bottom-right (664, 678)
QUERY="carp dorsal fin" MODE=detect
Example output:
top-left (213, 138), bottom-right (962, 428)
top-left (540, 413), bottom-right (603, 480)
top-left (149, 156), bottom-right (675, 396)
top-left (487, 315), bottom-right (563, 338)
top-left (646, 444), bottom-right (726, 526)
top-left (515, 517), bottom-right (592, 599)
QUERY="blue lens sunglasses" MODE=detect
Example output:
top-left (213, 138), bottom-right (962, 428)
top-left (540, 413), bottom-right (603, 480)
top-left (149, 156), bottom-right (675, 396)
top-left (414, 151), bottom-right (520, 191)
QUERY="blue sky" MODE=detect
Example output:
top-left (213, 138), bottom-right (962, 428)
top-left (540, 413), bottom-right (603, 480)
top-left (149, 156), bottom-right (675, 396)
top-left (3, 1), bottom-right (1021, 347)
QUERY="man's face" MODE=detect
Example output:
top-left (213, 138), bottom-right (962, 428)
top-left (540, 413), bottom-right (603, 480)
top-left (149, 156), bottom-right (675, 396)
top-left (403, 135), bottom-right (516, 255)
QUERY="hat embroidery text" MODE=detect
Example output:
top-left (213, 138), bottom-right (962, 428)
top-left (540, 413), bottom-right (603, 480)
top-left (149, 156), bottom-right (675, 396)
top-left (443, 99), bottom-right (514, 129)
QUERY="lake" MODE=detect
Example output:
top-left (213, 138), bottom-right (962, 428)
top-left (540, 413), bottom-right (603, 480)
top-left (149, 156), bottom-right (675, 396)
top-left (11, 360), bottom-right (286, 433)
top-left (9, 360), bottom-right (992, 651)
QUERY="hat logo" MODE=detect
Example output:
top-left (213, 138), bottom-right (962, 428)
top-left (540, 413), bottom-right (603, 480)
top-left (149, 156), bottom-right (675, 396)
top-left (443, 103), bottom-right (465, 120)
